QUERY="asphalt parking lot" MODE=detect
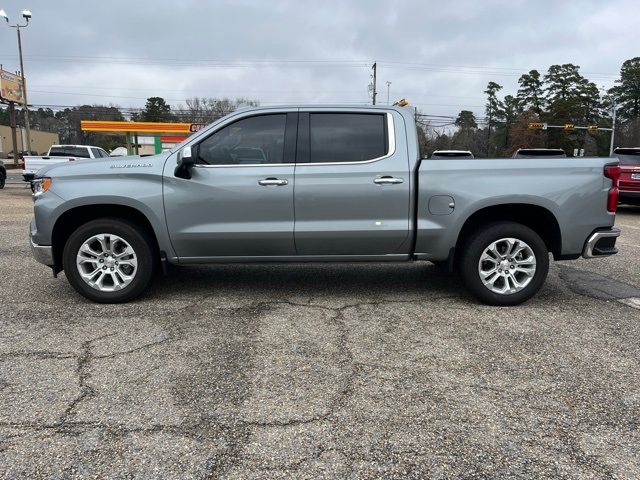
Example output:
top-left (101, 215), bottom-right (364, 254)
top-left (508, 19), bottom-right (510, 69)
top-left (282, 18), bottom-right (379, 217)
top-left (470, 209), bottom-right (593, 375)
top-left (1, 183), bottom-right (639, 479)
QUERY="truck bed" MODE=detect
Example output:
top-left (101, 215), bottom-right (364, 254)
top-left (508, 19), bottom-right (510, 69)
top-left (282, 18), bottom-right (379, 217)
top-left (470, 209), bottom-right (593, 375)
top-left (414, 156), bottom-right (616, 260)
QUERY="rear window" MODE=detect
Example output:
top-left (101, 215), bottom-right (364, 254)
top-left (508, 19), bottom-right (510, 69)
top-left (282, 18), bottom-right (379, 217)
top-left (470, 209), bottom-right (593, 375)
top-left (48, 147), bottom-right (68, 157)
top-left (615, 148), bottom-right (640, 166)
top-left (307, 113), bottom-right (388, 163)
top-left (49, 146), bottom-right (91, 158)
top-left (514, 149), bottom-right (566, 158)
top-left (431, 151), bottom-right (474, 159)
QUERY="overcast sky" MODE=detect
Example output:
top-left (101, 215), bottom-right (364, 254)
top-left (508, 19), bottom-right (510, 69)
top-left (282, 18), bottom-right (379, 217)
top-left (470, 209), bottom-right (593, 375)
top-left (1, 0), bottom-right (638, 121)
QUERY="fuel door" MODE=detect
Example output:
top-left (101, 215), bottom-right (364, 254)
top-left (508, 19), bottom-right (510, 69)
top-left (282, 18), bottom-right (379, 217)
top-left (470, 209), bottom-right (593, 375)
top-left (428, 195), bottom-right (455, 215)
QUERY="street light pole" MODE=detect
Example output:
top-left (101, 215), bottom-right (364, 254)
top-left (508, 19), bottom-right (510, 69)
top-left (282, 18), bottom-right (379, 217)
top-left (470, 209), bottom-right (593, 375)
top-left (386, 81), bottom-right (391, 105)
top-left (1, 9), bottom-right (33, 154)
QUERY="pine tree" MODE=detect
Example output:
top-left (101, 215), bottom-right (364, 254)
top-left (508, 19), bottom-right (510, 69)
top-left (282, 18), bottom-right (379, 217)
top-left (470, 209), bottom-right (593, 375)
top-left (517, 70), bottom-right (544, 114)
top-left (484, 82), bottom-right (505, 156)
top-left (609, 57), bottom-right (640, 122)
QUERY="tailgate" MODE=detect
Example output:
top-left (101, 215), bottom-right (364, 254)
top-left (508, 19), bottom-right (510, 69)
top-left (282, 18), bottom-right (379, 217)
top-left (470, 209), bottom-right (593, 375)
top-left (23, 156), bottom-right (72, 175)
top-left (620, 166), bottom-right (640, 192)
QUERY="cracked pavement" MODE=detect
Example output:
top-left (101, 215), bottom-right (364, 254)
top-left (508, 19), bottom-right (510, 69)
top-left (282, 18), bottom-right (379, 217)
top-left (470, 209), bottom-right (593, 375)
top-left (1, 184), bottom-right (640, 479)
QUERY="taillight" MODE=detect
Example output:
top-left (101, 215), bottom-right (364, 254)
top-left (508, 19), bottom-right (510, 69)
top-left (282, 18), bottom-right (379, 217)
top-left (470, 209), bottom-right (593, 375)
top-left (604, 164), bottom-right (621, 213)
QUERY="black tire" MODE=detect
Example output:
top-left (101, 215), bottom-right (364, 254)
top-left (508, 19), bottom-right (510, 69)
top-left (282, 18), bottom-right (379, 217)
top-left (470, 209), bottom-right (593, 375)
top-left (0, 172), bottom-right (5, 189)
top-left (62, 218), bottom-right (155, 303)
top-left (458, 222), bottom-right (549, 306)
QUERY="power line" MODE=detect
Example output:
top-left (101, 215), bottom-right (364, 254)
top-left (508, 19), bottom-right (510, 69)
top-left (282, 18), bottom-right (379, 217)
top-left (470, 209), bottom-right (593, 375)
top-left (0, 54), bottom-right (621, 79)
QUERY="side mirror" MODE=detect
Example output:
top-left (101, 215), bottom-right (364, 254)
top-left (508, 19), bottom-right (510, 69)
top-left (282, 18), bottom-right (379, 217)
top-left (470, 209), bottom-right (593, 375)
top-left (174, 146), bottom-right (196, 179)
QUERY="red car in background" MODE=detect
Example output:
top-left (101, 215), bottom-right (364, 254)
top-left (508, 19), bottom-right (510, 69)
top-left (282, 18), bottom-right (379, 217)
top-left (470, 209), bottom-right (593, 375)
top-left (615, 147), bottom-right (640, 206)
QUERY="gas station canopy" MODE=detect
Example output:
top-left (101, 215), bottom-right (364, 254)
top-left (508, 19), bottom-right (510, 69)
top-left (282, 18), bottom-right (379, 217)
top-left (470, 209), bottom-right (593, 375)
top-left (80, 121), bottom-right (199, 134)
top-left (80, 121), bottom-right (207, 155)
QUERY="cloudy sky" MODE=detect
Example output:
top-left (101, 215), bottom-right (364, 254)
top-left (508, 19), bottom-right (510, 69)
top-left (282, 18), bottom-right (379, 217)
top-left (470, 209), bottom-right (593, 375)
top-left (1, 0), bottom-right (638, 121)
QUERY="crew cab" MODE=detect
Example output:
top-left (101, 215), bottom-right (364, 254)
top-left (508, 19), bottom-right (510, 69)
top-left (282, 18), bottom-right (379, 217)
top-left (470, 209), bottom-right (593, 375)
top-left (614, 147), bottom-right (640, 205)
top-left (28, 106), bottom-right (621, 305)
top-left (23, 145), bottom-right (110, 182)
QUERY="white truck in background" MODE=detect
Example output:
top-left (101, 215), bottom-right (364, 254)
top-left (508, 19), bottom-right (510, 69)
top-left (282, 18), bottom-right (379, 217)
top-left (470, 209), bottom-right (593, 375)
top-left (23, 145), bottom-right (110, 182)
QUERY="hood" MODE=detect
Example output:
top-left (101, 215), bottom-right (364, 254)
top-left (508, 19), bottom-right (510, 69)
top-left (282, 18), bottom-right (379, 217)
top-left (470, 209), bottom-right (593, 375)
top-left (36, 153), bottom-right (171, 179)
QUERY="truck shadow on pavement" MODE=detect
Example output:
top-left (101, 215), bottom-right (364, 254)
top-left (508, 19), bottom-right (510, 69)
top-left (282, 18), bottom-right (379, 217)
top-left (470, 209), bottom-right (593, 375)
top-left (147, 262), bottom-right (466, 302)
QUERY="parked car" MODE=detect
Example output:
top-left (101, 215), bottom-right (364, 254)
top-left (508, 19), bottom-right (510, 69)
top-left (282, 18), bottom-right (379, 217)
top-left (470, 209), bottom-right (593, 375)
top-left (431, 150), bottom-right (474, 159)
top-left (109, 147), bottom-right (128, 157)
top-left (28, 105), bottom-right (620, 306)
top-left (0, 160), bottom-right (6, 189)
top-left (7, 150), bottom-right (37, 160)
top-left (23, 145), bottom-right (110, 182)
top-left (512, 148), bottom-right (567, 158)
top-left (614, 147), bottom-right (640, 205)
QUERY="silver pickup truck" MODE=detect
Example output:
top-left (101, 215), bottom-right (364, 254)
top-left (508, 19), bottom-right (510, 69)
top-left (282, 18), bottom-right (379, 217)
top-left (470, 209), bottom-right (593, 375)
top-left (29, 105), bottom-right (621, 306)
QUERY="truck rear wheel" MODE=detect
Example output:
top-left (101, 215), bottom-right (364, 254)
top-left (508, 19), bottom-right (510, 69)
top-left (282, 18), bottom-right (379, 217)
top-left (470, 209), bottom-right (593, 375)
top-left (458, 222), bottom-right (549, 306)
top-left (62, 218), bottom-right (155, 303)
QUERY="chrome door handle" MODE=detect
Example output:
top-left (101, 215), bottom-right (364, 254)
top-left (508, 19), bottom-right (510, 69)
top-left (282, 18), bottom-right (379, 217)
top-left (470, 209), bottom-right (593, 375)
top-left (258, 178), bottom-right (288, 186)
top-left (374, 176), bottom-right (404, 185)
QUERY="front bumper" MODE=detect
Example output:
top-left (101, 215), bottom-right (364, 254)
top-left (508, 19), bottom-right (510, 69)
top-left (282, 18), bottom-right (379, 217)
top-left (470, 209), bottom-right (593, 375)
top-left (582, 228), bottom-right (621, 258)
top-left (29, 223), bottom-right (54, 266)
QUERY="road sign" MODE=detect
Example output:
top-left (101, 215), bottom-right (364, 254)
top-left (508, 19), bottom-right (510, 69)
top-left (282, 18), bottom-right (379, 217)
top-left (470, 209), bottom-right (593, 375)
top-left (0, 69), bottom-right (25, 105)
top-left (528, 122), bottom-right (546, 130)
top-left (564, 124), bottom-right (574, 131)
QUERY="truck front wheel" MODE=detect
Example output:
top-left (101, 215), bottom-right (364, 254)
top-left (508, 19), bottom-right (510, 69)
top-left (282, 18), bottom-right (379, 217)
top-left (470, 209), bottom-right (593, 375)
top-left (62, 218), bottom-right (155, 303)
top-left (458, 222), bottom-right (549, 306)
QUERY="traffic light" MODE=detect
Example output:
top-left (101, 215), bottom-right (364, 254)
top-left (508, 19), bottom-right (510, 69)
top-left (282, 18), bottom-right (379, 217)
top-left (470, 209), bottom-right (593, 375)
top-left (564, 124), bottom-right (574, 131)
top-left (528, 122), bottom-right (545, 130)
top-left (588, 125), bottom-right (599, 131)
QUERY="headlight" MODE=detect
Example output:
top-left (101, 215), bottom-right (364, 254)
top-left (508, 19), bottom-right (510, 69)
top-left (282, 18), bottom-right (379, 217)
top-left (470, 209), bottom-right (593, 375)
top-left (32, 177), bottom-right (52, 197)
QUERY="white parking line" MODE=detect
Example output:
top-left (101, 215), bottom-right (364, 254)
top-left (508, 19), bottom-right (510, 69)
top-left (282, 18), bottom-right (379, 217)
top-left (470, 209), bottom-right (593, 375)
top-left (619, 297), bottom-right (640, 310)
top-left (617, 223), bottom-right (640, 230)
top-left (617, 240), bottom-right (640, 249)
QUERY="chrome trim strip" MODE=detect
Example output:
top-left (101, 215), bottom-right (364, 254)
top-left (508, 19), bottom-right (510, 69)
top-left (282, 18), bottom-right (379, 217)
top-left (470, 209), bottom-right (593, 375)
top-left (582, 228), bottom-right (621, 258)
top-left (177, 253), bottom-right (410, 264)
top-left (193, 112), bottom-right (396, 168)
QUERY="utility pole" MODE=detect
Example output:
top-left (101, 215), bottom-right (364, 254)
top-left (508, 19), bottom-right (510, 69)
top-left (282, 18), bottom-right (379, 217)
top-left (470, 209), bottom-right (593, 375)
top-left (16, 27), bottom-right (31, 153)
top-left (486, 104), bottom-right (492, 157)
top-left (8, 102), bottom-right (19, 167)
top-left (609, 103), bottom-right (617, 157)
top-left (386, 81), bottom-right (391, 105)
top-left (371, 62), bottom-right (377, 105)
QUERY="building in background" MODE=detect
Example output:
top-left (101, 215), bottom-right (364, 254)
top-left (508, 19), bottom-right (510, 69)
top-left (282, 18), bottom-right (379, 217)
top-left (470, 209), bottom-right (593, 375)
top-left (125, 134), bottom-right (188, 155)
top-left (0, 126), bottom-right (59, 157)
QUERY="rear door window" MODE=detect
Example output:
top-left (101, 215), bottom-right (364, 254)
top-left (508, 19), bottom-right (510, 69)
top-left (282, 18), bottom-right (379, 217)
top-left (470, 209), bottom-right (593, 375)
top-left (304, 113), bottom-right (388, 163)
